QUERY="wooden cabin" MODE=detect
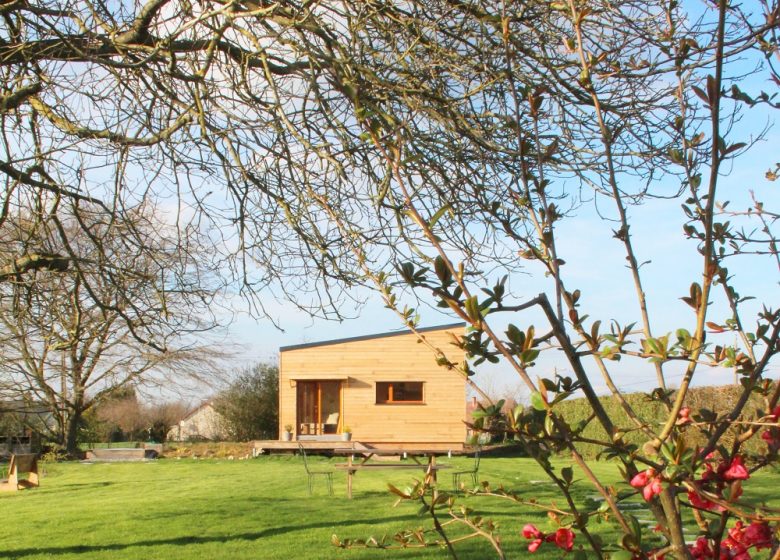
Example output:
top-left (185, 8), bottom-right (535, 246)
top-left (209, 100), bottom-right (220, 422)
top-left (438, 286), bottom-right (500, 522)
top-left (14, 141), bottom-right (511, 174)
top-left (278, 323), bottom-right (467, 451)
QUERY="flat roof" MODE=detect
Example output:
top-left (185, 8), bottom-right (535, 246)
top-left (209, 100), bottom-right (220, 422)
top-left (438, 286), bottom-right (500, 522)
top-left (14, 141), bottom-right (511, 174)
top-left (279, 322), bottom-right (466, 352)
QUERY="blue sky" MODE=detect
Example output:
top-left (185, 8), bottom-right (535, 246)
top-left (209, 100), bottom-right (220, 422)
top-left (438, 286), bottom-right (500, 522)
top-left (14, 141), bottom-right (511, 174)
top-left (204, 2), bottom-right (780, 402)
top-left (219, 123), bottom-right (778, 402)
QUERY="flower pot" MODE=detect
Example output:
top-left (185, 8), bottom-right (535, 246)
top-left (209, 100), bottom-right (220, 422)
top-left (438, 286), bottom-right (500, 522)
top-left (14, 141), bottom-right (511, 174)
top-left (341, 432), bottom-right (351, 441)
top-left (282, 431), bottom-right (292, 442)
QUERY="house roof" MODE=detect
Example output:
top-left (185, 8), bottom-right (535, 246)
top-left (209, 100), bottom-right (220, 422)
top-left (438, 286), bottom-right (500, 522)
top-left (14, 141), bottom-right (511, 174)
top-left (180, 400), bottom-right (215, 422)
top-left (279, 322), bottom-right (466, 352)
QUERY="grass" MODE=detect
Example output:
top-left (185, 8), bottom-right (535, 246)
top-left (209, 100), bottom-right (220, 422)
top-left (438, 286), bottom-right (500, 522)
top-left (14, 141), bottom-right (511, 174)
top-left (1, 454), bottom-right (777, 559)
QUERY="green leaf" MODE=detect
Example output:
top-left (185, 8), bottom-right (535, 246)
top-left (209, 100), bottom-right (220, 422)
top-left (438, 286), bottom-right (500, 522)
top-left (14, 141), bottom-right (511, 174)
top-left (724, 141), bottom-right (746, 155)
top-left (530, 391), bottom-right (547, 411)
top-left (691, 85), bottom-right (709, 105)
top-left (520, 348), bottom-right (540, 364)
top-left (627, 514), bottom-right (642, 545)
top-left (551, 391), bottom-right (572, 405)
top-left (433, 256), bottom-right (451, 284)
top-left (610, 551), bottom-right (635, 560)
top-left (541, 378), bottom-right (557, 392)
top-left (464, 296), bottom-right (481, 322)
top-left (428, 204), bottom-right (451, 229)
top-left (668, 147), bottom-right (684, 164)
top-left (660, 443), bottom-right (676, 463)
top-left (544, 413), bottom-right (555, 435)
top-left (506, 324), bottom-right (525, 347)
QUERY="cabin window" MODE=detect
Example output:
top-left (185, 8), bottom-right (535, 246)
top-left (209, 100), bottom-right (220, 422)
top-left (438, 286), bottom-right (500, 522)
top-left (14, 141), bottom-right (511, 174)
top-left (376, 381), bottom-right (424, 404)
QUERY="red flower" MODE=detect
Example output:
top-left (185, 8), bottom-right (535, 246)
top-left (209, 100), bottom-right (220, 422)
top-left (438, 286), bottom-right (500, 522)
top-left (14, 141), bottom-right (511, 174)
top-left (522, 524), bottom-right (576, 554)
top-left (720, 521), bottom-right (757, 559)
top-left (762, 408), bottom-right (780, 451)
top-left (523, 524), bottom-right (542, 539)
top-left (630, 470), bottom-right (650, 488)
top-left (743, 522), bottom-right (772, 550)
top-left (688, 489), bottom-right (719, 511)
top-left (676, 407), bottom-right (693, 426)
top-left (644, 477), bottom-right (663, 501)
top-left (722, 456), bottom-right (749, 481)
top-left (689, 537), bottom-right (713, 559)
top-left (548, 528), bottom-right (575, 552)
top-left (631, 468), bottom-right (663, 501)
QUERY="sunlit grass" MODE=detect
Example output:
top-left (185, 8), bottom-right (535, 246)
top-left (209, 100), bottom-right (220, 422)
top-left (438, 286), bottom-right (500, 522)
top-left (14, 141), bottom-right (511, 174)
top-left (1, 455), bottom-right (777, 559)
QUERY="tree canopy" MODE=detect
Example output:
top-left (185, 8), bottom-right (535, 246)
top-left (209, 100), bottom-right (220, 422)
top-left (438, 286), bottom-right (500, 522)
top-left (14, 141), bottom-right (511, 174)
top-left (0, 0), bottom-right (778, 557)
top-left (213, 362), bottom-right (278, 441)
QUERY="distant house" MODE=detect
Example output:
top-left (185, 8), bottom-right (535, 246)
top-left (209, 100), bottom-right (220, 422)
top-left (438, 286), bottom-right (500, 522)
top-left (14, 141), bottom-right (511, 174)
top-left (278, 323), bottom-right (467, 451)
top-left (167, 402), bottom-right (227, 442)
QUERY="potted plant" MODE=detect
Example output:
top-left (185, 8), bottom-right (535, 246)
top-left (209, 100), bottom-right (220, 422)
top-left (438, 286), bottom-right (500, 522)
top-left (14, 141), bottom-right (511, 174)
top-left (341, 426), bottom-right (352, 442)
top-left (282, 424), bottom-right (293, 442)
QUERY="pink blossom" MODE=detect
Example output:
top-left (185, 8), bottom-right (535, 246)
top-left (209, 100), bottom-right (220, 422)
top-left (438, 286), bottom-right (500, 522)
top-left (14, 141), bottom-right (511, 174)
top-left (522, 524), bottom-right (576, 554)
top-left (688, 489), bottom-right (718, 511)
top-left (761, 409), bottom-right (780, 451)
top-left (676, 407), bottom-right (693, 426)
top-left (720, 521), bottom-right (754, 559)
top-left (548, 528), bottom-right (575, 552)
top-left (630, 470), bottom-right (650, 488)
top-left (722, 455), bottom-right (749, 481)
top-left (631, 468), bottom-right (663, 501)
top-left (701, 461), bottom-right (718, 482)
top-left (523, 524), bottom-right (542, 539)
top-left (743, 522), bottom-right (772, 550)
top-left (643, 477), bottom-right (664, 501)
top-left (527, 539), bottom-right (543, 553)
top-left (689, 537), bottom-right (713, 559)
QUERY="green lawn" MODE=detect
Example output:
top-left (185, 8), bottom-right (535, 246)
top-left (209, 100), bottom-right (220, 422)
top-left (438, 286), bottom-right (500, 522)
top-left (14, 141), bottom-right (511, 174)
top-left (1, 455), bottom-right (777, 559)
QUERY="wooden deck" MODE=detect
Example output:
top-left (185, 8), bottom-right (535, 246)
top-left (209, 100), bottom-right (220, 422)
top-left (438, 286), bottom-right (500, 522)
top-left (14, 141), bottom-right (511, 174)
top-left (251, 440), bottom-right (478, 456)
top-left (251, 440), bottom-right (369, 456)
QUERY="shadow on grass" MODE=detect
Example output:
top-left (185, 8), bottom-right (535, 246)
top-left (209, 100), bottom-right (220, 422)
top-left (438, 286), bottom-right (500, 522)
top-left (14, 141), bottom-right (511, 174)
top-left (2, 515), bottom-right (416, 558)
top-left (52, 481), bottom-right (115, 491)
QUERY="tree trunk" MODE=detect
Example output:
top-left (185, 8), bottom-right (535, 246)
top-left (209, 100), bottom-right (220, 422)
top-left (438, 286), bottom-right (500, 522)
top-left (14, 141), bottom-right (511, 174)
top-left (64, 408), bottom-right (82, 458)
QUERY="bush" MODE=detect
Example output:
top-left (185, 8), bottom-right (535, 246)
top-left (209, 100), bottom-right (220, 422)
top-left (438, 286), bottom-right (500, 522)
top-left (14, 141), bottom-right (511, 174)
top-left (555, 385), bottom-right (768, 458)
top-left (213, 362), bottom-right (278, 441)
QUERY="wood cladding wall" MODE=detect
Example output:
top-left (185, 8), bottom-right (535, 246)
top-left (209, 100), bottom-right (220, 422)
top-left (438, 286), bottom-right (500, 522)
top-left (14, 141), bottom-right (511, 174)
top-left (279, 326), bottom-right (467, 448)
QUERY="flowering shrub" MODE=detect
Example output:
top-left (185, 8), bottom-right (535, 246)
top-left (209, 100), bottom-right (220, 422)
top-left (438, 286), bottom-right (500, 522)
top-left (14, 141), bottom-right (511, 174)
top-left (522, 524), bottom-right (576, 554)
top-left (326, 0), bottom-right (779, 558)
top-left (630, 468), bottom-right (664, 502)
top-left (760, 407), bottom-right (780, 453)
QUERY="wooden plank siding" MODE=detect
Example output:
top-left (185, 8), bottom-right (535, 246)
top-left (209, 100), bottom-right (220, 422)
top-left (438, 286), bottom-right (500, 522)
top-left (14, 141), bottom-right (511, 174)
top-left (279, 325), bottom-right (467, 450)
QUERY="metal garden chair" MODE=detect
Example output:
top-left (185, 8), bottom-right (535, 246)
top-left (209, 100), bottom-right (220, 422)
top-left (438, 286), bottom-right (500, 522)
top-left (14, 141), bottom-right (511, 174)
top-left (298, 443), bottom-right (333, 496)
top-left (452, 446), bottom-right (481, 492)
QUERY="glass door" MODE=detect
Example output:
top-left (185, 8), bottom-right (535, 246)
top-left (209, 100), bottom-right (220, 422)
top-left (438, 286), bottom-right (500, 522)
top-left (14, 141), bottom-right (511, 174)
top-left (297, 381), bottom-right (341, 435)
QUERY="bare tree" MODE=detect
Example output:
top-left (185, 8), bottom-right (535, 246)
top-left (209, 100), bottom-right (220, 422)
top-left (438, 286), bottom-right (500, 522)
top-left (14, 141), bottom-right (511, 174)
top-left (93, 387), bottom-right (146, 442)
top-left (0, 204), bottom-right (219, 455)
top-left (0, 0), bottom-right (777, 557)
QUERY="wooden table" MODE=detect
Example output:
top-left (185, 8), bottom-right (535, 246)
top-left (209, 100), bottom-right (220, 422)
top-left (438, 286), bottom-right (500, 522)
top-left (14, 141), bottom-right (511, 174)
top-left (332, 448), bottom-right (451, 498)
